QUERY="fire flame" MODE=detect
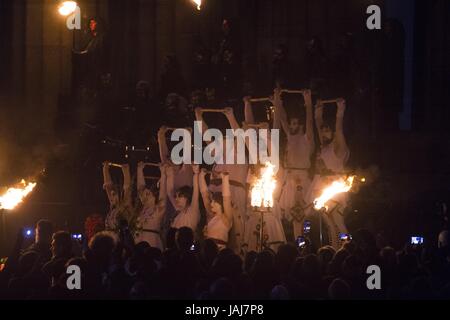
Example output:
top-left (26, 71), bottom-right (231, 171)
top-left (0, 180), bottom-right (37, 210)
top-left (191, 0), bottom-right (202, 10)
top-left (313, 176), bottom-right (355, 210)
top-left (251, 162), bottom-right (277, 208)
top-left (58, 1), bottom-right (77, 16)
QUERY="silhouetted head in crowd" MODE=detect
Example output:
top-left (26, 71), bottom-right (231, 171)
top-left (275, 244), bottom-right (298, 275)
top-left (51, 231), bottom-right (73, 258)
top-left (209, 278), bottom-right (234, 300)
top-left (244, 251), bottom-right (257, 274)
top-left (175, 186), bottom-right (193, 211)
top-left (176, 227), bottom-right (194, 252)
top-left (318, 245), bottom-right (336, 270)
top-left (87, 231), bottom-right (116, 269)
top-left (201, 239), bottom-right (219, 269)
top-left (270, 285), bottom-right (290, 300)
top-left (17, 251), bottom-right (38, 276)
top-left (328, 278), bottom-right (351, 300)
top-left (35, 219), bottom-right (53, 245)
top-left (166, 228), bottom-right (177, 250)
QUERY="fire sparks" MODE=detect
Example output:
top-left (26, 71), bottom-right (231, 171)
top-left (251, 162), bottom-right (277, 208)
top-left (191, 0), bottom-right (202, 10)
top-left (313, 176), bottom-right (355, 211)
top-left (0, 180), bottom-right (37, 210)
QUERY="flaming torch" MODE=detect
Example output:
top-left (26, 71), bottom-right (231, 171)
top-left (0, 179), bottom-right (37, 250)
top-left (312, 175), bottom-right (362, 246)
top-left (313, 176), bottom-right (355, 211)
top-left (251, 162), bottom-right (277, 251)
top-left (191, 0), bottom-right (202, 11)
top-left (0, 180), bottom-right (37, 210)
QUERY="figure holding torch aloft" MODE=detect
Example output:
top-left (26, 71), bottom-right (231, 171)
top-left (102, 162), bottom-right (132, 232)
top-left (305, 98), bottom-right (351, 249)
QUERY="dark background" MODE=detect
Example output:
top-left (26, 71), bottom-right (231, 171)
top-left (0, 0), bottom-right (449, 254)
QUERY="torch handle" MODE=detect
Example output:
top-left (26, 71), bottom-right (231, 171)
top-left (110, 163), bottom-right (123, 168)
top-left (242, 122), bottom-right (269, 129)
top-left (200, 108), bottom-right (226, 113)
top-left (166, 127), bottom-right (192, 133)
top-left (249, 98), bottom-right (271, 103)
top-left (281, 89), bottom-right (306, 94)
top-left (144, 176), bottom-right (160, 180)
top-left (143, 162), bottom-right (160, 168)
top-left (318, 99), bottom-right (342, 105)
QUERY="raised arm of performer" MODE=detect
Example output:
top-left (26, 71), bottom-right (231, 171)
top-left (121, 164), bottom-right (132, 207)
top-left (272, 87), bottom-right (290, 134)
top-left (223, 107), bottom-right (241, 131)
top-left (190, 164), bottom-right (201, 220)
top-left (137, 161), bottom-right (146, 194)
top-left (221, 172), bottom-right (233, 229)
top-left (195, 107), bottom-right (209, 133)
top-left (157, 164), bottom-right (168, 213)
top-left (315, 100), bottom-right (325, 145)
top-left (304, 89), bottom-right (314, 142)
top-left (157, 126), bottom-right (169, 163)
top-left (102, 162), bottom-right (115, 206)
top-left (199, 168), bottom-right (213, 218)
top-left (166, 164), bottom-right (177, 209)
top-left (334, 99), bottom-right (349, 158)
top-left (243, 96), bottom-right (256, 125)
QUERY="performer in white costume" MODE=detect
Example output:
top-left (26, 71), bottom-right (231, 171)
top-left (195, 107), bottom-right (248, 254)
top-left (158, 125), bottom-right (193, 189)
top-left (102, 162), bottom-right (132, 232)
top-left (167, 164), bottom-right (200, 232)
top-left (134, 162), bottom-right (167, 250)
top-left (305, 98), bottom-right (350, 249)
top-left (272, 88), bottom-right (314, 238)
top-left (199, 169), bottom-right (233, 250)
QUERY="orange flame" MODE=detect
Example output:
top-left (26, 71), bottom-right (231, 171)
top-left (58, 1), bottom-right (77, 16)
top-left (191, 0), bottom-right (202, 10)
top-left (313, 176), bottom-right (355, 210)
top-left (0, 180), bottom-right (37, 210)
top-left (251, 162), bottom-right (277, 208)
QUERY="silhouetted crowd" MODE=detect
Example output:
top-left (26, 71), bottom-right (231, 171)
top-left (1, 219), bottom-right (449, 300)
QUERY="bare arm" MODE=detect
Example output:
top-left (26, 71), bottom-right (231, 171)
top-left (221, 172), bottom-right (233, 229)
top-left (243, 96), bottom-right (256, 125)
top-left (315, 101), bottom-right (325, 145)
top-left (223, 107), bottom-right (241, 131)
top-left (272, 88), bottom-right (290, 135)
top-left (102, 162), bottom-right (115, 204)
top-left (303, 89), bottom-right (314, 142)
top-left (166, 164), bottom-right (177, 209)
top-left (137, 162), bottom-right (146, 193)
top-left (157, 164), bottom-right (167, 213)
top-left (195, 107), bottom-right (209, 133)
top-left (121, 164), bottom-right (132, 207)
top-left (190, 165), bottom-right (200, 215)
top-left (334, 99), bottom-right (349, 158)
top-left (199, 168), bottom-right (213, 220)
top-left (157, 126), bottom-right (169, 163)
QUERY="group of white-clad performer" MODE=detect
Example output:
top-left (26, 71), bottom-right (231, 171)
top-left (102, 86), bottom-right (350, 252)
